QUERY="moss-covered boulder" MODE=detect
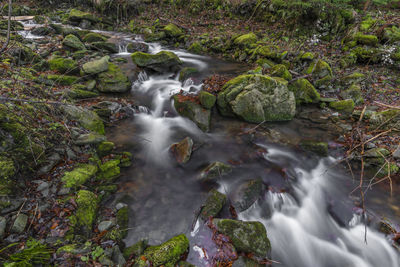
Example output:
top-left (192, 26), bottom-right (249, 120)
top-left (300, 52), bottom-right (315, 61)
top-left (288, 78), bottom-right (320, 104)
top-left (188, 42), bottom-right (206, 54)
top-left (299, 140), bottom-right (329, 156)
top-left (234, 33), bottom-right (257, 47)
top-left (199, 161), bottom-right (232, 182)
top-left (62, 105), bottom-right (105, 134)
top-left (354, 33), bottom-right (379, 46)
top-left (68, 87), bottom-right (99, 99)
top-left (143, 234), bottom-right (189, 267)
top-left (82, 32), bottom-right (108, 43)
top-left (217, 74), bottom-right (296, 123)
top-left (306, 59), bottom-right (333, 89)
top-left (163, 23), bottom-right (184, 38)
top-left (199, 91), bottom-right (216, 109)
top-left (97, 63), bottom-right (130, 93)
top-left (61, 164), bottom-right (98, 188)
top-left (73, 190), bottom-right (99, 234)
top-left (329, 99), bottom-right (355, 113)
top-left (131, 51), bottom-right (182, 73)
top-left (200, 189), bottom-right (226, 220)
top-left (213, 219), bottom-right (271, 257)
top-left (173, 95), bottom-right (211, 132)
top-left (48, 57), bottom-right (78, 74)
top-left (97, 159), bottom-right (120, 181)
top-left (340, 84), bottom-right (364, 105)
top-left (62, 34), bottom-right (86, 51)
top-left (68, 9), bottom-right (98, 23)
top-left (232, 179), bottom-right (263, 212)
top-left (90, 42), bottom-right (118, 53)
top-left (82, 56), bottom-right (110, 75)
top-left (269, 64), bottom-right (292, 81)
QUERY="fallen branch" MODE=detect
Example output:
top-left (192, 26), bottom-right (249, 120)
top-left (373, 101), bottom-right (400, 110)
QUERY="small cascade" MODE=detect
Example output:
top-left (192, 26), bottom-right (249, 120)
top-left (117, 44), bottom-right (130, 55)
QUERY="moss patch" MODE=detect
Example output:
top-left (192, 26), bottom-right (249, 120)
top-left (61, 164), bottom-right (97, 188)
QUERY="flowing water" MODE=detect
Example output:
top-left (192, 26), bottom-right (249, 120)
top-left (19, 23), bottom-right (400, 266)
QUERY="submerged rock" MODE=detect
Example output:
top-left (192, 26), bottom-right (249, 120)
top-left (173, 95), bottom-right (211, 132)
top-left (232, 179), bottom-right (263, 212)
top-left (170, 137), bottom-right (194, 164)
top-left (97, 63), bottom-right (130, 93)
top-left (299, 140), bottom-right (329, 156)
top-left (213, 219), bottom-right (271, 257)
top-left (131, 51), bottom-right (182, 73)
top-left (199, 162), bottom-right (232, 182)
top-left (217, 74), bottom-right (296, 123)
top-left (200, 189), bottom-right (227, 220)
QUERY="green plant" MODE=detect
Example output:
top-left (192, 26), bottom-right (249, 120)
top-left (4, 239), bottom-right (52, 267)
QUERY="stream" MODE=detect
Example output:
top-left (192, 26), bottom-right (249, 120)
top-left (20, 22), bottom-right (400, 266)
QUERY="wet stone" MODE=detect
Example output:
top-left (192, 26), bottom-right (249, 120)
top-left (199, 162), bottom-right (232, 182)
top-left (170, 137), bottom-right (194, 164)
top-left (200, 189), bottom-right (227, 220)
top-left (12, 213), bottom-right (28, 233)
top-left (232, 179), bottom-right (264, 212)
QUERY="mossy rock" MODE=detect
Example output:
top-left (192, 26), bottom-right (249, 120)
top-left (48, 57), bottom-right (78, 74)
top-left (288, 78), bottom-right (320, 104)
top-left (341, 72), bottom-right (365, 86)
top-left (0, 156), bottom-right (16, 195)
top-left (97, 63), bottom-right (130, 93)
top-left (369, 109), bottom-right (400, 131)
top-left (351, 47), bottom-right (381, 64)
top-left (360, 17), bottom-right (377, 32)
top-left (74, 190), bottom-right (99, 235)
top-left (354, 33), bottom-right (378, 46)
top-left (217, 74), bottom-right (295, 123)
top-left (163, 23), bottom-right (184, 38)
top-left (119, 152), bottom-right (133, 168)
top-left (199, 91), bottom-right (216, 109)
top-left (82, 32), bottom-right (108, 43)
top-left (97, 141), bottom-right (114, 157)
top-left (383, 26), bottom-right (400, 44)
top-left (82, 56), bottom-right (110, 75)
top-left (90, 42), bottom-right (118, 53)
top-left (299, 140), bottom-right (328, 156)
top-left (200, 189), bottom-right (226, 220)
top-left (62, 34), bottom-right (86, 51)
top-left (339, 84), bottom-right (364, 105)
top-left (43, 74), bottom-right (79, 85)
top-left (143, 234), bottom-right (189, 267)
top-left (131, 51), bottom-right (182, 73)
top-left (123, 240), bottom-right (148, 260)
top-left (300, 52), bottom-right (314, 61)
top-left (213, 219), bottom-right (270, 257)
top-left (173, 95), bottom-right (211, 132)
top-left (116, 206), bottom-right (129, 238)
top-left (69, 9), bottom-right (98, 23)
top-left (199, 161), bottom-right (232, 182)
top-left (62, 105), bottom-right (105, 134)
top-left (61, 164), bottom-right (97, 188)
top-left (305, 59), bottom-right (333, 89)
top-left (234, 33), bottom-right (257, 48)
top-left (179, 67), bottom-right (198, 81)
top-left (269, 64), bottom-right (292, 81)
top-left (97, 159), bottom-right (120, 181)
top-left (188, 42), bottom-right (206, 54)
top-left (329, 99), bottom-right (355, 113)
top-left (68, 88), bottom-right (99, 99)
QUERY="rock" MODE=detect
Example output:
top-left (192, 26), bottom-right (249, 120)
top-left (82, 32), bottom-right (108, 43)
top-left (34, 180), bottom-right (50, 197)
top-left (173, 95), bottom-right (211, 132)
top-left (12, 213), bottom-right (28, 233)
top-left (48, 57), bottom-right (78, 74)
top-left (299, 140), bottom-right (329, 156)
top-left (199, 162), bottom-right (232, 182)
top-left (62, 34), bottom-right (86, 51)
top-left (31, 26), bottom-right (54, 36)
top-left (170, 137), bottom-right (194, 164)
top-left (213, 219), bottom-right (270, 257)
top-left (200, 189), bottom-right (227, 220)
top-left (305, 59), bottom-right (333, 89)
top-left (179, 67), bottom-right (199, 81)
top-left (341, 72), bottom-right (365, 86)
top-left (163, 23), bottom-right (184, 38)
top-left (369, 109), bottom-right (400, 131)
top-left (393, 145), bottom-right (400, 159)
top-left (97, 159), bottom-right (121, 181)
top-left (232, 179), bottom-right (263, 212)
top-left (340, 84), bottom-right (364, 105)
top-left (112, 246), bottom-right (126, 266)
top-left (123, 240), bottom-right (148, 260)
top-left (90, 42), bottom-right (119, 53)
top-left (61, 164), bottom-right (98, 188)
top-left (188, 41), bottom-right (206, 54)
top-left (74, 132), bottom-right (107, 145)
top-left (73, 190), bottom-right (99, 235)
top-left (269, 64), bottom-right (292, 81)
top-left (329, 99), bottom-right (355, 113)
top-left (131, 51), bottom-right (182, 73)
top-left (143, 234), bottom-right (189, 267)
top-left (364, 147), bottom-right (390, 166)
top-left (300, 52), bottom-right (315, 61)
top-left (79, 19), bottom-right (92, 29)
top-left (288, 78), bottom-right (320, 104)
top-left (97, 63), bottom-right (130, 93)
top-left (354, 33), bottom-right (379, 46)
top-left (127, 42), bottom-right (149, 53)
top-left (98, 221), bottom-right (114, 232)
top-left (199, 91), bottom-right (217, 109)
top-left (119, 152), bottom-right (133, 168)
top-left (234, 33), bottom-right (257, 47)
top-left (116, 206), bottom-right (129, 238)
top-left (82, 56), bottom-right (110, 75)
top-left (97, 141), bottom-right (115, 157)
top-left (62, 105), bottom-right (105, 134)
top-left (0, 216), bottom-right (6, 238)
top-left (68, 86), bottom-right (99, 99)
top-left (68, 9), bottom-right (98, 23)
top-left (116, 202), bottom-right (127, 210)
top-left (217, 74), bottom-right (296, 123)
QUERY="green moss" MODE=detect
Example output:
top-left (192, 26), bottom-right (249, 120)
top-left (119, 152), bottom-right (133, 168)
top-left (62, 105), bottom-right (105, 135)
top-left (97, 141), bottom-right (114, 157)
top-left (74, 190), bottom-right (99, 234)
top-left (234, 33), bottom-right (257, 47)
top-left (288, 78), bottom-right (320, 104)
top-left (97, 159), bottom-right (120, 181)
top-left (341, 72), bottom-right (365, 85)
top-left (360, 17), bottom-right (377, 32)
top-left (200, 189), bottom-right (226, 220)
top-left (300, 52), bottom-right (314, 61)
top-left (369, 109), bottom-right (400, 130)
top-left (352, 47), bottom-right (381, 63)
top-left (69, 9), bottom-right (98, 23)
top-left (7, 239), bottom-right (51, 266)
top-left (173, 95), bottom-right (211, 132)
top-left (188, 42), bottom-right (206, 54)
top-left (0, 156), bottom-right (15, 195)
top-left (340, 84), bottom-right (364, 105)
top-left (143, 234), bottom-right (189, 267)
top-left (44, 74), bottom-right (79, 85)
top-left (116, 206), bottom-right (129, 238)
top-left (164, 23), bottom-right (184, 38)
top-left (131, 51), bottom-right (182, 72)
top-left (299, 140), bottom-right (329, 156)
top-left (57, 244), bottom-right (78, 254)
top-left (48, 56), bottom-right (78, 74)
top-left (269, 64), bottom-right (292, 81)
top-left (354, 33), bottom-right (379, 46)
top-left (97, 63), bottom-right (130, 93)
top-left (82, 33), bottom-right (108, 43)
top-left (199, 91), bottom-right (216, 109)
top-left (383, 26), bottom-right (400, 43)
top-left (329, 99), bottom-right (355, 113)
top-left (250, 45), bottom-right (279, 60)
top-left (62, 34), bottom-right (86, 51)
top-left (306, 59), bottom-right (333, 88)
top-left (61, 164), bottom-right (97, 188)
top-left (179, 67), bottom-right (198, 81)
top-left (123, 240), bottom-right (148, 260)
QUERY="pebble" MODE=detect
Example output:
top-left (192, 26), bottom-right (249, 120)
top-left (12, 213), bottom-right (28, 233)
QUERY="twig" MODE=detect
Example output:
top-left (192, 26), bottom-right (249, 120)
top-left (373, 101), bottom-right (400, 110)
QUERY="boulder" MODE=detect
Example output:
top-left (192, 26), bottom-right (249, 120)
top-left (82, 56), bottom-right (110, 75)
top-left (199, 91), bottom-right (216, 109)
top-left (234, 33), bottom-right (257, 47)
top-left (163, 23), bottom-right (184, 38)
top-left (341, 72), bottom-right (365, 86)
top-left (127, 42), bottom-right (149, 53)
top-left (173, 95), bottom-right (211, 132)
top-left (82, 32), bottom-right (108, 43)
top-left (179, 67), bottom-right (199, 82)
top-left (339, 84), bottom-right (364, 105)
top-left (90, 42), bottom-right (118, 53)
top-left (288, 78), bottom-right (320, 104)
top-left (48, 57), bottom-right (78, 74)
top-left (61, 164), bottom-right (98, 188)
top-left (305, 59), bottom-right (333, 89)
top-left (299, 140), bottom-right (328, 156)
top-left (62, 105), bottom-right (105, 134)
top-left (123, 240), bottom-right (148, 260)
top-left (170, 137), bottom-right (194, 164)
top-left (200, 189), bottom-right (227, 220)
top-left (232, 179), bottom-right (263, 212)
top-left (73, 190), bottom-right (99, 235)
top-left (131, 51), bottom-right (182, 73)
top-left (97, 159), bottom-right (121, 181)
top-left (213, 219), bottom-right (271, 257)
top-left (217, 74), bottom-right (296, 123)
top-left (97, 63), bottom-right (130, 93)
top-left (329, 99), bottom-right (355, 113)
top-left (31, 26), bottom-right (55, 36)
top-left (199, 162), bottom-right (232, 182)
top-left (62, 34), bottom-right (86, 51)
top-left (68, 9), bottom-right (98, 23)
top-left (269, 64), bottom-right (292, 81)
